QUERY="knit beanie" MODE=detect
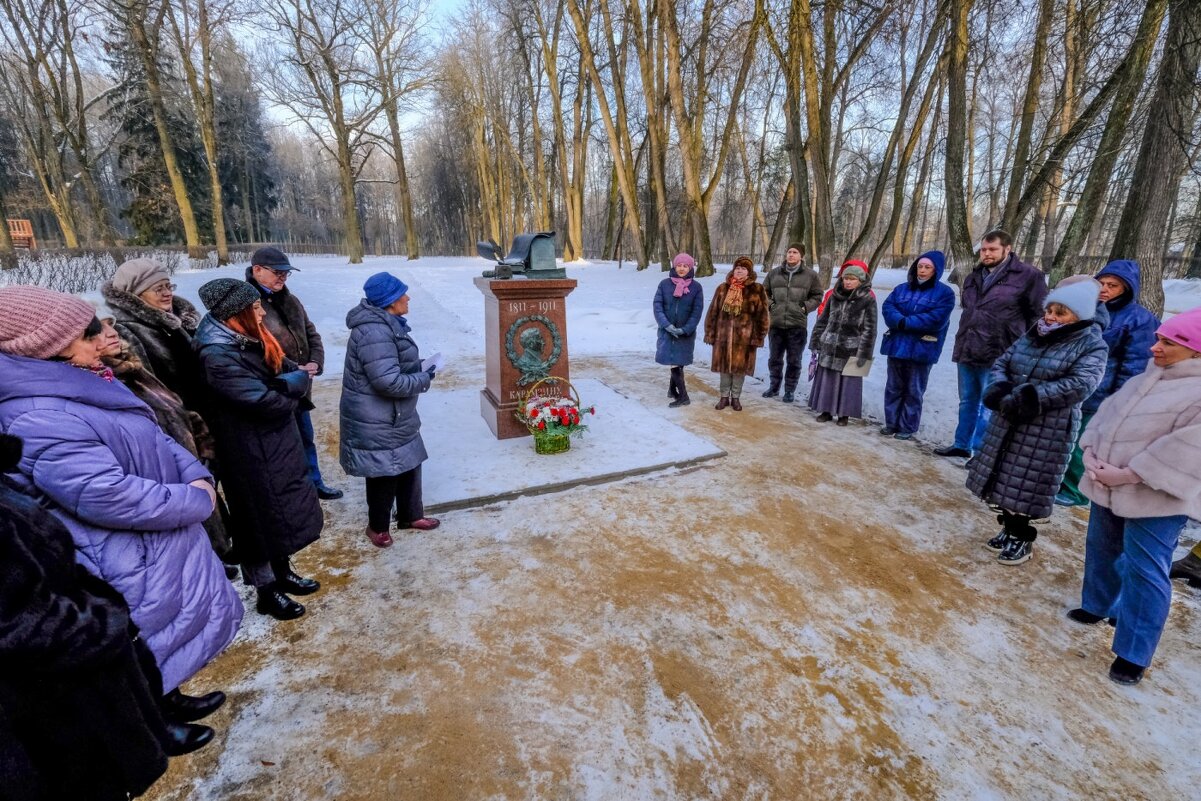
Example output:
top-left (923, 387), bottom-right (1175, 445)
top-left (841, 264), bottom-right (868, 283)
top-left (364, 272), bottom-right (408, 308)
top-left (112, 258), bottom-right (170, 296)
top-left (787, 242), bottom-right (806, 256)
top-left (672, 252), bottom-right (695, 270)
top-left (1045, 276), bottom-right (1100, 321)
top-left (1157, 307), bottom-right (1201, 353)
top-left (198, 278), bottom-right (261, 321)
top-left (0, 285), bottom-right (98, 359)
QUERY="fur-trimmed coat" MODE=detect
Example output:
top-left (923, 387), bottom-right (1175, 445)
top-left (810, 282), bottom-right (878, 371)
top-left (703, 272), bottom-right (770, 376)
top-left (100, 282), bottom-right (207, 414)
top-left (1080, 357), bottom-right (1201, 519)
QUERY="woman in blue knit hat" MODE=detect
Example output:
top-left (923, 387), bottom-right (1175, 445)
top-left (340, 272), bottom-right (440, 548)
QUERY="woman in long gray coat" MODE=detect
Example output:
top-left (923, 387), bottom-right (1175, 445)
top-left (968, 279), bottom-right (1107, 566)
top-left (340, 272), bottom-right (440, 548)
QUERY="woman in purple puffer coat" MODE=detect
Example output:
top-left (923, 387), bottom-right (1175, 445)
top-left (0, 285), bottom-right (242, 747)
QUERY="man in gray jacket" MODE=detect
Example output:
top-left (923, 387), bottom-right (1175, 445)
top-left (762, 243), bottom-right (824, 402)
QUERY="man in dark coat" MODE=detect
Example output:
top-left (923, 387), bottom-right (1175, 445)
top-left (762, 242), bottom-right (823, 403)
top-left (246, 246), bottom-right (342, 500)
top-left (0, 434), bottom-right (174, 800)
top-left (936, 229), bottom-right (1048, 458)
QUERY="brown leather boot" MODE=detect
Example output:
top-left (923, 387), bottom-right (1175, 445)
top-left (715, 396), bottom-right (730, 410)
top-left (731, 397), bottom-right (743, 411)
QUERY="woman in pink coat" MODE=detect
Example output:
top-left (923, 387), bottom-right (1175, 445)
top-left (1069, 307), bottom-right (1201, 685)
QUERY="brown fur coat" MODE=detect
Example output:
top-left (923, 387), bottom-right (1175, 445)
top-left (704, 272), bottom-right (770, 376)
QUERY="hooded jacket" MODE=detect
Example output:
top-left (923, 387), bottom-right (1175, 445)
top-left (339, 300), bottom-right (431, 478)
top-left (952, 253), bottom-right (1048, 367)
top-left (1082, 259), bottom-right (1160, 415)
top-left (0, 353), bottom-right (242, 692)
top-left (880, 250), bottom-right (956, 365)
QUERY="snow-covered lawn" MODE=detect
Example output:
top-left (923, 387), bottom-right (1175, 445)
top-left (138, 256), bottom-right (1200, 800)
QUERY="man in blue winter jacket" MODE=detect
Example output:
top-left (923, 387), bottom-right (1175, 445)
top-left (1055, 259), bottom-right (1160, 506)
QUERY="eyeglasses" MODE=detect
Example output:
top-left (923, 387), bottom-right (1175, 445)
top-left (257, 267), bottom-right (291, 279)
top-left (148, 283), bottom-right (177, 295)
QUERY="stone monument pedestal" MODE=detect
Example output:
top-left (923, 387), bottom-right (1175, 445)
top-left (474, 276), bottom-right (578, 439)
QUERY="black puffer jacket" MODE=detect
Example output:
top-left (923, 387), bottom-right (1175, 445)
top-left (966, 319), bottom-right (1107, 518)
top-left (0, 436), bottom-right (168, 801)
top-left (339, 301), bottom-right (430, 478)
top-left (101, 282), bottom-right (208, 414)
top-left (764, 263), bottom-right (823, 329)
top-left (193, 316), bottom-right (322, 564)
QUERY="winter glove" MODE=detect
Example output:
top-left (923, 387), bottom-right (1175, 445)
top-left (665, 324), bottom-right (684, 337)
top-left (855, 356), bottom-right (868, 368)
top-left (275, 369), bottom-right (311, 398)
top-left (981, 381), bottom-right (1015, 412)
top-left (895, 318), bottom-right (907, 331)
top-left (1089, 461), bottom-right (1142, 487)
top-left (426, 367), bottom-right (436, 381)
top-left (998, 383), bottom-right (1040, 423)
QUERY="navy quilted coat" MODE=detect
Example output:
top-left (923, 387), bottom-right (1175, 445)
top-left (966, 321), bottom-right (1107, 518)
top-left (880, 250), bottom-right (956, 365)
top-left (952, 254), bottom-right (1048, 367)
top-left (652, 277), bottom-right (704, 366)
top-left (0, 353), bottom-right (242, 692)
top-left (1082, 260), bottom-right (1160, 415)
top-left (339, 301), bottom-right (431, 478)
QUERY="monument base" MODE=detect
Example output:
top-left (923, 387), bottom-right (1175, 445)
top-left (480, 387), bottom-right (531, 440)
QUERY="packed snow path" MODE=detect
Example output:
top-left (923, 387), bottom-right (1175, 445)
top-left (141, 257), bottom-right (1200, 800)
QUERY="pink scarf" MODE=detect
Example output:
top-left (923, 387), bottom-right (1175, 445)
top-left (670, 276), bottom-right (693, 297)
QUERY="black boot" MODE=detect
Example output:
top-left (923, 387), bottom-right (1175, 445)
top-left (163, 722), bottom-right (214, 756)
top-left (272, 559), bottom-right (320, 596)
top-left (669, 367), bottom-right (690, 407)
top-left (256, 585), bottom-right (306, 620)
top-left (162, 689), bottom-right (226, 723)
top-left (668, 371), bottom-right (679, 399)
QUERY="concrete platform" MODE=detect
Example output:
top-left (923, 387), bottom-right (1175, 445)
top-left (416, 378), bottom-right (725, 512)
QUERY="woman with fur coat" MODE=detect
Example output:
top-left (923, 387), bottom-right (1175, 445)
top-left (703, 256), bottom-right (770, 411)
top-left (808, 263), bottom-right (877, 425)
top-left (1069, 307), bottom-right (1201, 685)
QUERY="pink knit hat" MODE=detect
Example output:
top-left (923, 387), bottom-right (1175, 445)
top-left (0, 285), bottom-right (98, 359)
top-left (1157, 307), bottom-right (1201, 353)
top-left (672, 252), bottom-right (695, 270)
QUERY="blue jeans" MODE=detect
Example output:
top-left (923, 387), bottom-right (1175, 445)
top-left (884, 358), bottom-right (932, 435)
top-left (294, 408), bottom-right (323, 486)
top-left (953, 363), bottom-right (992, 452)
top-left (1081, 504), bottom-right (1188, 668)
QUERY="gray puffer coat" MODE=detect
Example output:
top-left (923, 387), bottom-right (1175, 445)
top-left (764, 263), bottom-right (823, 329)
top-left (966, 320), bottom-right (1107, 518)
top-left (339, 301), bottom-right (431, 478)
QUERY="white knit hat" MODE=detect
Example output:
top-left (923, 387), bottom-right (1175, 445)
top-left (1045, 276), bottom-right (1100, 321)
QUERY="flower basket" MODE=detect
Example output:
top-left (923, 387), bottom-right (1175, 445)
top-left (516, 376), bottom-right (596, 455)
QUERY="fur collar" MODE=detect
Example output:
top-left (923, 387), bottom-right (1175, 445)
top-left (101, 281), bottom-right (201, 333)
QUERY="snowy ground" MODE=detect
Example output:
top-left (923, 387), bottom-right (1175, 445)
top-left (138, 256), bottom-right (1201, 800)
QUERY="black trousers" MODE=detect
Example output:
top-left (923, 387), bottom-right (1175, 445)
top-left (365, 466), bottom-right (424, 532)
top-left (767, 326), bottom-right (808, 393)
top-left (1000, 510), bottom-right (1037, 542)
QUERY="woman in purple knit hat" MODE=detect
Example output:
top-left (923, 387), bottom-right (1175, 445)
top-left (0, 284), bottom-right (242, 754)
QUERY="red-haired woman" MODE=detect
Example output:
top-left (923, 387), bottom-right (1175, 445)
top-left (194, 279), bottom-right (324, 621)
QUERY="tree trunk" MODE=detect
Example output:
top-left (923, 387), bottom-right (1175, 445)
top-left (943, 0), bottom-right (976, 276)
top-left (128, 16), bottom-right (204, 258)
top-left (1000, 0), bottom-right (1055, 230)
top-left (1107, 0), bottom-right (1201, 315)
top-left (1052, 0), bottom-right (1168, 283)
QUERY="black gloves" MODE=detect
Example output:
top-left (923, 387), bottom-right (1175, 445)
top-left (855, 356), bottom-right (868, 368)
top-left (426, 367), bottom-right (436, 381)
top-left (997, 383), bottom-right (1040, 423)
top-left (982, 381), bottom-right (1015, 412)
